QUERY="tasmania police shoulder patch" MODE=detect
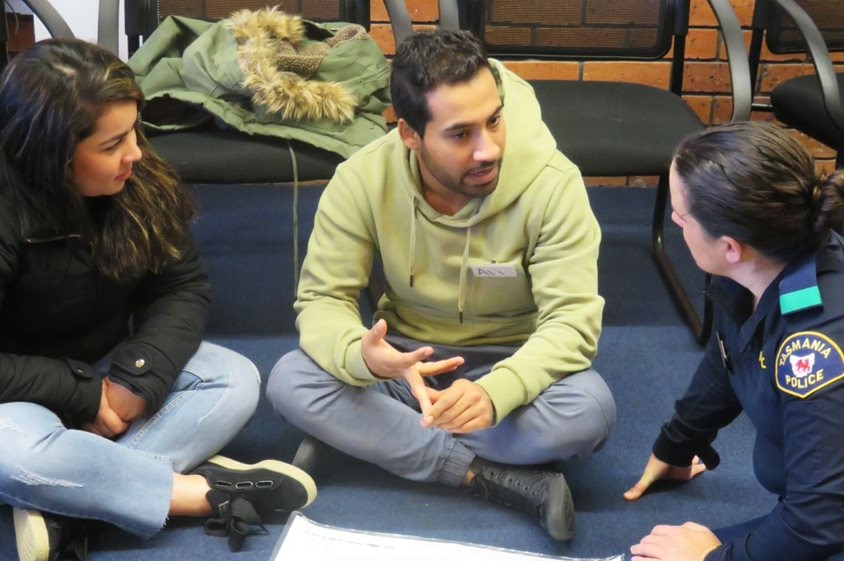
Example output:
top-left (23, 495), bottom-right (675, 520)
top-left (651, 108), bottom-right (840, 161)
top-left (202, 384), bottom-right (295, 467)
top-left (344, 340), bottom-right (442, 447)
top-left (776, 331), bottom-right (844, 398)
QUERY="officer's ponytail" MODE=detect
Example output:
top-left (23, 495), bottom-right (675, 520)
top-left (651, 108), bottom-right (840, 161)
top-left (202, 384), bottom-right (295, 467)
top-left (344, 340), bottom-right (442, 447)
top-left (813, 170), bottom-right (844, 238)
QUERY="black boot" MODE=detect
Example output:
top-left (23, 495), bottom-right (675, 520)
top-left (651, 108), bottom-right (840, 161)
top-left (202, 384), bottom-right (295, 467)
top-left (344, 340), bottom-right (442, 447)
top-left (13, 509), bottom-right (88, 561)
top-left (468, 458), bottom-right (575, 541)
top-left (292, 435), bottom-right (359, 484)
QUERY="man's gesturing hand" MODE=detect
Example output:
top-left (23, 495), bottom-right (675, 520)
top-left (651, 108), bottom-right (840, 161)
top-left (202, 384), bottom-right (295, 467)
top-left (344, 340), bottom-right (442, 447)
top-left (361, 319), bottom-right (464, 414)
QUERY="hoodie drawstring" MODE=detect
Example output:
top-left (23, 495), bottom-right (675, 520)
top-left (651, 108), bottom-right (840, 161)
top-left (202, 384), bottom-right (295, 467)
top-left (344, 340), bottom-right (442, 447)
top-left (408, 198), bottom-right (417, 287)
top-left (407, 193), bottom-right (472, 324)
top-left (458, 226), bottom-right (471, 324)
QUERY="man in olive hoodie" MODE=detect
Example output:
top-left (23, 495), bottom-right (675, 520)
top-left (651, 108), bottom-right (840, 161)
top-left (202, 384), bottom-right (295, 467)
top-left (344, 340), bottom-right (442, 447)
top-left (267, 29), bottom-right (616, 540)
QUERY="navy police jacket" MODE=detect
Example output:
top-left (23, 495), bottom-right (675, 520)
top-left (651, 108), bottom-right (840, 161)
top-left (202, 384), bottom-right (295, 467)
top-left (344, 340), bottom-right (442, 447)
top-left (653, 232), bottom-right (844, 561)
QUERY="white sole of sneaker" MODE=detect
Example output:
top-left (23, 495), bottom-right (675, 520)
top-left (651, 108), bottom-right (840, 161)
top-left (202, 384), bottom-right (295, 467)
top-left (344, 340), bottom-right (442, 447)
top-left (13, 509), bottom-right (50, 561)
top-left (205, 455), bottom-right (318, 507)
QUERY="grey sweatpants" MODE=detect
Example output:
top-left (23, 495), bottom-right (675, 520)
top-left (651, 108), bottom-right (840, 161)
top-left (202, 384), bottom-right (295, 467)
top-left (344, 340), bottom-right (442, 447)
top-left (267, 336), bottom-right (616, 487)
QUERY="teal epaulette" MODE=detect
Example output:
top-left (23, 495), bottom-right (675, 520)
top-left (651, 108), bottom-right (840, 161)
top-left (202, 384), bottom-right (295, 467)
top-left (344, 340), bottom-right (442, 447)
top-left (779, 256), bottom-right (822, 315)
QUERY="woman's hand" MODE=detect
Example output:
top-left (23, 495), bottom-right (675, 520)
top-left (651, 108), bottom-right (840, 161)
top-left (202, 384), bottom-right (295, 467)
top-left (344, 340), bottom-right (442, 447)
top-left (104, 377), bottom-right (147, 423)
top-left (83, 380), bottom-right (130, 438)
top-left (631, 521), bottom-right (720, 561)
top-left (624, 453), bottom-right (707, 501)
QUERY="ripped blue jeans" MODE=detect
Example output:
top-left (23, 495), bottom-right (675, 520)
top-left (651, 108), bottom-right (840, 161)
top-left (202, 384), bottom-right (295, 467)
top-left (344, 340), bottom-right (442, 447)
top-left (0, 342), bottom-right (259, 538)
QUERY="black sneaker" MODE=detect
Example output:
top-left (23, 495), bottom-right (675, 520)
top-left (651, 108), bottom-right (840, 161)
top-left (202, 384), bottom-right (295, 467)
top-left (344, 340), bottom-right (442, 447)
top-left (13, 509), bottom-right (88, 561)
top-left (468, 458), bottom-right (575, 541)
top-left (191, 455), bottom-right (317, 551)
top-left (203, 490), bottom-right (268, 552)
top-left (292, 435), bottom-right (359, 484)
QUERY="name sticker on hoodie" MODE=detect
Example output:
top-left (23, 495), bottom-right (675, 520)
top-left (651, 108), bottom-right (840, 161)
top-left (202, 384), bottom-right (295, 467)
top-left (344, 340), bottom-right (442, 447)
top-left (471, 264), bottom-right (518, 278)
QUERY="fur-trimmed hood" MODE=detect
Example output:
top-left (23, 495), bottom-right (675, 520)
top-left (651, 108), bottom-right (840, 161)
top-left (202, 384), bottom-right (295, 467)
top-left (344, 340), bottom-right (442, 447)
top-left (226, 7), bottom-right (359, 123)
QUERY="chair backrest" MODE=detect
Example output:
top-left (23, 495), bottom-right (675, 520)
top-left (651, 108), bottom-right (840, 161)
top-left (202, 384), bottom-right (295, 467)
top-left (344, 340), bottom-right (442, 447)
top-left (125, 0), bottom-right (370, 53)
top-left (452, 0), bottom-right (749, 120)
top-left (154, 0), bottom-right (368, 26)
top-left (749, 0), bottom-right (844, 134)
top-left (763, 0), bottom-right (844, 55)
top-left (458, 0), bottom-right (680, 61)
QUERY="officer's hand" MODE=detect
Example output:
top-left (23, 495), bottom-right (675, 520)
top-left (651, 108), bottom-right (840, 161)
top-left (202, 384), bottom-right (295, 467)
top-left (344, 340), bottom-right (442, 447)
top-left (422, 379), bottom-right (494, 433)
top-left (630, 521), bottom-right (720, 561)
top-left (83, 380), bottom-right (130, 438)
top-left (623, 454), bottom-right (706, 501)
top-left (361, 319), bottom-right (464, 414)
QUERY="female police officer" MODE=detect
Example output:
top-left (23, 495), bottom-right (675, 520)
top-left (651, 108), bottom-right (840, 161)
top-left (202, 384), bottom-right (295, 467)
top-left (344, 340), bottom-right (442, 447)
top-left (624, 121), bottom-right (844, 561)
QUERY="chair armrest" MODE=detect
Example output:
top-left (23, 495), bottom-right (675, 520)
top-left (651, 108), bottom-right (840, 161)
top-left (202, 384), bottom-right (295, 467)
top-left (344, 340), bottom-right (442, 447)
top-left (773, 0), bottom-right (844, 131)
top-left (706, 0), bottom-right (753, 121)
top-left (383, 0), bottom-right (413, 45)
top-left (19, 0), bottom-right (73, 38)
top-left (439, 0), bottom-right (459, 32)
top-left (98, 0), bottom-right (119, 53)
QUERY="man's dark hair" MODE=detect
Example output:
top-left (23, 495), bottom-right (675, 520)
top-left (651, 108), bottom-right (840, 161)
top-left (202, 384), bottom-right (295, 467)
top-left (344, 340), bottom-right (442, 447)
top-left (389, 29), bottom-right (490, 137)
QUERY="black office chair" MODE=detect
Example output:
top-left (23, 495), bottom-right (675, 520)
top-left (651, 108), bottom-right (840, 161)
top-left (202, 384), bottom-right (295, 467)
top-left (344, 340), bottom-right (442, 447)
top-left (384, 0), bottom-right (751, 344)
top-left (121, 0), bottom-right (376, 187)
top-left (124, 0), bottom-right (370, 56)
top-left (749, 0), bottom-right (844, 169)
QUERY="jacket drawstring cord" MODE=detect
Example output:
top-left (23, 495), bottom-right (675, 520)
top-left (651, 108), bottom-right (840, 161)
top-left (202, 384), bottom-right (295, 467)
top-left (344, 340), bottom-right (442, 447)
top-left (289, 142), bottom-right (300, 293)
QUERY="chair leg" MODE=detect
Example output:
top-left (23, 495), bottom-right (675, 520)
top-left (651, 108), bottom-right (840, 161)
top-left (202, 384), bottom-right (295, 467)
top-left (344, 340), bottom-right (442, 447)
top-left (651, 174), bottom-right (713, 345)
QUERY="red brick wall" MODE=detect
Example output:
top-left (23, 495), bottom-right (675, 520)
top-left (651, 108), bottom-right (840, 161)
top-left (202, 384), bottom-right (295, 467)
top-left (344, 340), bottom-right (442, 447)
top-left (368, 0), bottom-right (843, 184)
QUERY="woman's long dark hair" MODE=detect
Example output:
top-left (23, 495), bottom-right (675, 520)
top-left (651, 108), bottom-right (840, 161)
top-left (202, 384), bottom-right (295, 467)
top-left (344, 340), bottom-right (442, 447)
top-left (0, 38), bottom-right (194, 280)
top-left (673, 121), bottom-right (844, 264)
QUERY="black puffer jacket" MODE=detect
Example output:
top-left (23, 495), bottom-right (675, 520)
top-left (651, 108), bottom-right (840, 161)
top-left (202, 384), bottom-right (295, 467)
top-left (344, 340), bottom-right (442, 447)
top-left (0, 173), bottom-right (211, 427)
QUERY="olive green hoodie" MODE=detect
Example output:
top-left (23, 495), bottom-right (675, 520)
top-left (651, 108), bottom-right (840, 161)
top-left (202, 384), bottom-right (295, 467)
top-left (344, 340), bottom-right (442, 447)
top-left (296, 61), bottom-right (603, 422)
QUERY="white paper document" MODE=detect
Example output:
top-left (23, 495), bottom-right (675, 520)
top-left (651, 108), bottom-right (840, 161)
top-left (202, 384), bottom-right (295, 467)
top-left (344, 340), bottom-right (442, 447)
top-left (271, 512), bottom-right (623, 561)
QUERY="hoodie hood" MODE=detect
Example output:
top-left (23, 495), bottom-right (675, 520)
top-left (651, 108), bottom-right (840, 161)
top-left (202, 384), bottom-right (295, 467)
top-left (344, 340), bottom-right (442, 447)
top-left (403, 59), bottom-right (559, 229)
top-left (400, 60), bottom-right (561, 316)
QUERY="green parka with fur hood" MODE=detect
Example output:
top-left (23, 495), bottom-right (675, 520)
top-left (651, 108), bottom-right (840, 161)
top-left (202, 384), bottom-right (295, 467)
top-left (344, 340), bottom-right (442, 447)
top-left (128, 8), bottom-right (391, 159)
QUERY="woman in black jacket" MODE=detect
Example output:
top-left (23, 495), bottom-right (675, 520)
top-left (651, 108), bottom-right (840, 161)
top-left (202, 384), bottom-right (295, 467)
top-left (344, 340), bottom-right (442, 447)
top-left (0, 39), bottom-right (315, 561)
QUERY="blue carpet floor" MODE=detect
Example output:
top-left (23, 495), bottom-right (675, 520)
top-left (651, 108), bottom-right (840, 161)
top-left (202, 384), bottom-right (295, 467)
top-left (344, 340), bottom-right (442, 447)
top-left (0, 186), bottom-right (773, 560)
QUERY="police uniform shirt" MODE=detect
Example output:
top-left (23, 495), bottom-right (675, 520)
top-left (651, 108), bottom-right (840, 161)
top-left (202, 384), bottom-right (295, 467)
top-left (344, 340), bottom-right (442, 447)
top-left (652, 232), bottom-right (844, 561)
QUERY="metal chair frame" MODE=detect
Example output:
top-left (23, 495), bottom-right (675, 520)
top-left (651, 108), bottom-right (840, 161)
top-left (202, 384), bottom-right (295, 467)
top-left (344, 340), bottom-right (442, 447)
top-left (749, 0), bottom-right (844, 169)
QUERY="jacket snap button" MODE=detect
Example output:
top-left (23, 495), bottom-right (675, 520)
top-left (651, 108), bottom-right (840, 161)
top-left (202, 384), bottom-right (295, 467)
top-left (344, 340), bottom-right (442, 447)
top-left (135, 358), bottom-right (145, 368)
